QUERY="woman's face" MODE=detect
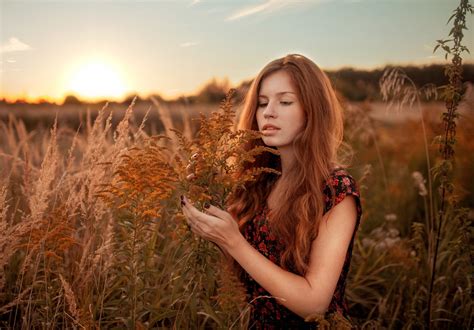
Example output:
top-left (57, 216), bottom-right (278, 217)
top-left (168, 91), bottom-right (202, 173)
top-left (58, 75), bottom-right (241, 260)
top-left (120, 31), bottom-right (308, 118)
top-left (256, 70), bottom-right (306, 149)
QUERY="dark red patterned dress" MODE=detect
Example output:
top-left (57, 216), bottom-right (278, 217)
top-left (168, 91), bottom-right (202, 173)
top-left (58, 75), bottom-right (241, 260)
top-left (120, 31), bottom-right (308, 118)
top-left (240, 169), bottom-right (362, 329)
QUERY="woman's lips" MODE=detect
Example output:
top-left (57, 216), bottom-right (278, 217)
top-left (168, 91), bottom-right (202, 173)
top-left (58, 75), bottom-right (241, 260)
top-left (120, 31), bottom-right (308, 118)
top-left (262, 125), bottom-right (280, 135)
top-left (262, 127), bottom-right (280, 135)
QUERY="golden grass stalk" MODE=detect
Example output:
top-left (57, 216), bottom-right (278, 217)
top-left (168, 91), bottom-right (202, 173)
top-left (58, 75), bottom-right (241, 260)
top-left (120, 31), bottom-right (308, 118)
top-left (58, 273), bottom-right (80, 323)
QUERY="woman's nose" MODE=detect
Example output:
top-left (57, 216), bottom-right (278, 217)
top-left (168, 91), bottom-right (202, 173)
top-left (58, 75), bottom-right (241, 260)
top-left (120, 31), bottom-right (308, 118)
top-left (263, 101), bottom-right (277, 118)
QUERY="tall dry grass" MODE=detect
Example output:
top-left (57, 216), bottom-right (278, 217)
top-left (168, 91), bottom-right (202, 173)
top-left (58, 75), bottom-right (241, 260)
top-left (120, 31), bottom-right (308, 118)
top-left (0, 91), bottom-right (282, 328)
top-left (1, 92), bottom-right (472, 329)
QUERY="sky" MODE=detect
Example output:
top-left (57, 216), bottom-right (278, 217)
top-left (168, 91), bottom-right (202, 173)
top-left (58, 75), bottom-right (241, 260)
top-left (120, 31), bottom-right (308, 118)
top-left (0, 0), bottom-right (473, 103)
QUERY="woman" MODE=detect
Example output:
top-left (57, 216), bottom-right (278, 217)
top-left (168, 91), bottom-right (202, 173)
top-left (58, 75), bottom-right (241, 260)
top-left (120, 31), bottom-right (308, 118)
top-left (181, 53), bottom-right (362, 329)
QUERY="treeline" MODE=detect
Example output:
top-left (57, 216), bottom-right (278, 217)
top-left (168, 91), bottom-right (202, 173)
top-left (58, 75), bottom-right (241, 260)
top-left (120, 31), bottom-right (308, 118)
top-left (326, 63), bottom-right (474, 102)
top-left (147, 63), bottom-right (474, 104)
top-left (2, 63), bottom-right (473, 107)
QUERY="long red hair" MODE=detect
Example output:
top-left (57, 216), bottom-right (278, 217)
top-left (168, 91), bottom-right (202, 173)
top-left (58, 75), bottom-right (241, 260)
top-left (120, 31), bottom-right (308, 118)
top-left (227, 54), bottom-right (345, 275)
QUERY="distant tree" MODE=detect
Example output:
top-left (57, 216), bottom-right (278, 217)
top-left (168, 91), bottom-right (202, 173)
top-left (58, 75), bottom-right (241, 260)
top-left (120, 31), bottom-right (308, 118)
top-left (146, 93), bottom-right (164, 102)
top-left (123, 93), bottom-right (144, 105)
top-left (175, 95), bottom-right (197, 105)
top-left (62, 94), bottom-right (82, 105)
top-left (196, 77), bottom-right (231, 103)
top-left (37, 98), bottom-right (54, 105)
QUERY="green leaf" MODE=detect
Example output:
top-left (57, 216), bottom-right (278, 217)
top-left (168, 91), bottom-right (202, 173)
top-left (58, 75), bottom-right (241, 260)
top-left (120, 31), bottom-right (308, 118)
top-left (447, 12), bottom-right (456, 24)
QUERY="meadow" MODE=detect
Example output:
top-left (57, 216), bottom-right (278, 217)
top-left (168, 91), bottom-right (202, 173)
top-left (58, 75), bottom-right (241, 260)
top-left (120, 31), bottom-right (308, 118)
top-left (0, 85), bottom-right (472, 328)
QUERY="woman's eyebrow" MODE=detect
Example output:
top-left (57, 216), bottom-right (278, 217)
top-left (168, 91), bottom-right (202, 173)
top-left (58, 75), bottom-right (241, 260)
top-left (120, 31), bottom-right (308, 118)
top-left (259, 91), bottom-right (296, 98)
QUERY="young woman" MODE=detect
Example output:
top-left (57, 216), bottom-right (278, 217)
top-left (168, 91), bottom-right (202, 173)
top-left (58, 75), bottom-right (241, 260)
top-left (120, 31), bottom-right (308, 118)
top-left (181, 53), bottom-right (362, 328)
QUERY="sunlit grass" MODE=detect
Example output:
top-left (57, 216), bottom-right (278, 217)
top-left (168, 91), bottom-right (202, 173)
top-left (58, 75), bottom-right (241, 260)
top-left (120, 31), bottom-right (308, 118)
top-left (0, 90), bottom-right (472, 328)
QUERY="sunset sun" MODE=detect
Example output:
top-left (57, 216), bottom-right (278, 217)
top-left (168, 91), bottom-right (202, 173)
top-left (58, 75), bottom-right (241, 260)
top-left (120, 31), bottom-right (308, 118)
top-left (66, 59), bottom-right (127, 101)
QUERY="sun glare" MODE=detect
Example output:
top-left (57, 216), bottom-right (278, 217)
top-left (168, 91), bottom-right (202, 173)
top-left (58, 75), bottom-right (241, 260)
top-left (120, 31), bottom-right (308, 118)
top-left (66, 59), bottom-right (127, 101)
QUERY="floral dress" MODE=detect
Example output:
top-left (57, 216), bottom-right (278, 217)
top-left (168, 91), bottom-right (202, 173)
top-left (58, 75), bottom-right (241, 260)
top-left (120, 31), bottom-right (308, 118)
top-left (240, 169), bottom-right (362, 329)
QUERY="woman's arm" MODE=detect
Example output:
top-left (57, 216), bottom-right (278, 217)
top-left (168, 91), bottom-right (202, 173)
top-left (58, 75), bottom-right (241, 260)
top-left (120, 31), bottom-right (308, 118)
top-left (181, 195), bottom-right (357, 319)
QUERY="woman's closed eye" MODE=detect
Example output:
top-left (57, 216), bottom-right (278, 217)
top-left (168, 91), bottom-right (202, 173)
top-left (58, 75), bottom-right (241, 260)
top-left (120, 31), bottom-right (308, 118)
top-left (257, 101), bottom-right (293, 107)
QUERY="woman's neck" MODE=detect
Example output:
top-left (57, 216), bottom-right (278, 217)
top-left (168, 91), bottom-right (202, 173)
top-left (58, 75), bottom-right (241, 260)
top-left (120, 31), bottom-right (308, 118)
top-left (277, 146), bottom-right (296, 178)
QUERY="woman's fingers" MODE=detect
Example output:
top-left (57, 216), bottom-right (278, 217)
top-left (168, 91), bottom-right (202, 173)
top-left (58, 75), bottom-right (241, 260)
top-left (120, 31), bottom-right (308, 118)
top-left (182, 196), bottom-right (226, 242)
top-left (182, 205), bottom-right (204, 234)
top-left (182, 196), bottom-right (201, 219)
top-left (183, 196), bottom-right (214, 223)
top-left (204, 204), bottom-right (234, 223)
top-left (181, 204), bottom-right (193, 226)
top-left (182, 198), bottom-right (210, 232)
top-left (182, 203), bottom-right (197, 226)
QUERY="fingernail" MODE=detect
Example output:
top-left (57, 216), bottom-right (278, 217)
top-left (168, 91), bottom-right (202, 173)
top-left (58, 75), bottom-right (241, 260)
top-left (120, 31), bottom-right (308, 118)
top-left (204, 202), bottom-right (210, 209)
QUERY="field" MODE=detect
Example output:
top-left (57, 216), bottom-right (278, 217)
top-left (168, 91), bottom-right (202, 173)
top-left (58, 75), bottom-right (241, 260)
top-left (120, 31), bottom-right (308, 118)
top-left (0, 88), bottom-right (473, 328)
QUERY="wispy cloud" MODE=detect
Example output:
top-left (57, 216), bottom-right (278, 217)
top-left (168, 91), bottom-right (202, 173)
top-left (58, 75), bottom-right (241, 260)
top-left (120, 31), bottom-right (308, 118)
top-left (188, 0), bottom-right (201, 7)
top-left (226, 0), bottom-right (284, 21)
top-left (225, 0), bottom-right (327, 21)
top-left (0, 37), bottom-right (33, 53)
top-left (180, 41), bottom-right (199, 47)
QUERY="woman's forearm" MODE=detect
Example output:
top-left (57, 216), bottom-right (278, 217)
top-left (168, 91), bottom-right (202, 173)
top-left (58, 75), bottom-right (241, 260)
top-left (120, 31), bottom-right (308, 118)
top-left (180, 197), bottom-right (341, 318)
top-left (224, 234), bottom-right (329, 318)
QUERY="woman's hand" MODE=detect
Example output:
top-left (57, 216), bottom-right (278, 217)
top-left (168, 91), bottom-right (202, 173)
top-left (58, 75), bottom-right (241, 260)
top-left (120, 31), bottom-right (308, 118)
top-left (180, 195), bottom-right (243, 253)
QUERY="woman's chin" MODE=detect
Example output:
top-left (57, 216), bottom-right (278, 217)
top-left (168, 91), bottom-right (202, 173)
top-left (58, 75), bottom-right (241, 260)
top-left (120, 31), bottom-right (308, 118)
top-left (262, 138), bottom-right (277, 147)
top-left (262, 140), bottom-right (285, 149)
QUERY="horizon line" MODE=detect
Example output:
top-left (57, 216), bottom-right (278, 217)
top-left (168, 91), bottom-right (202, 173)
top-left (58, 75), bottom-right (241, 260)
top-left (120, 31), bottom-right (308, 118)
top-left (2, 61), bottom-right (473, 105)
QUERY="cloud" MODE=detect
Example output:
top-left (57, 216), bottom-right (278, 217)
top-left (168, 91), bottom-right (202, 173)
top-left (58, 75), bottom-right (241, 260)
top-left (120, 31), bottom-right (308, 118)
top-left (226, 0), bottom-right (281, 21)
top-left (0, 37), bottom-right (33, 53)
top-left (188, 0), bottom-right (201, 7)
top-left (180, 41), bottom-right (199, 47)
top-left (225, 0), bottom-right (332, 21)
